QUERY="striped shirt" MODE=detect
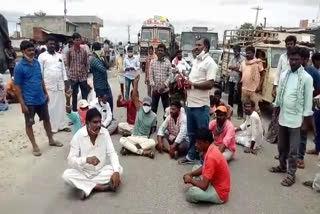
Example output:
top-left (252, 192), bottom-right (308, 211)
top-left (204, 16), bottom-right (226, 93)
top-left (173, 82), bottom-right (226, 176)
top-left (67, 47), bottom-right (88, 82)
top-left (90, 54), bottom-right (109, 90)
top-left (149, 58), bottom-right (172, 92)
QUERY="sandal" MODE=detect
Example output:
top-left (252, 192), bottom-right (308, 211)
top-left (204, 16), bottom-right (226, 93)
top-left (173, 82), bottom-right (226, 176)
top-left (244, 148), bottom-right (251, 153)
top-left (269, 166), bottom-right (287, 173)
top-left (32, 150), bottom-right (42, 156)
top-left (59, 127), bottom-right (72, 132)
top-left (143, 150), bottom-right (155, 159)
top-left (302, 180), bottom-right (313, 188)
top-left (49, 141), bottom-right (63, 147)
top-left (297, 160), bottom-right (305, 169)
top-left (281, 174), bottom-right (295, 187)
top-left (306, 149), bottom-right (319, 155)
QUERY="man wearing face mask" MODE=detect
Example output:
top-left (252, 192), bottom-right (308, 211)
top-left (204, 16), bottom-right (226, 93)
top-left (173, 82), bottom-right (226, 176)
top-left (178, 38), bottom-right (218, 165)
top-left (119, 96), bottom-right (157, 159)
top-left (123, 46), bottom-right (139, 100)
top-left (38, 35), bottom-right (70, 134)
top-left (90, 42), bottom-right (113, 112)
top-left (90, 94), bottom-right (118, 135)
top-left (14, 40), bottom-right (63, 157)
top-left (67, 33), bottom-right (89, 112)
top-left (62, 108), bottom-right (122, 200)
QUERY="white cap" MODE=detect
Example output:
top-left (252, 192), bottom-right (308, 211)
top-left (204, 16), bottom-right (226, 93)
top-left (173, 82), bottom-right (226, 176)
top-left (78, 99), bottom-right (89, 108)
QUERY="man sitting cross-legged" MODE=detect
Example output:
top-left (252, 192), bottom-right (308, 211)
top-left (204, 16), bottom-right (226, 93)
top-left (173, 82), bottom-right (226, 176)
top-left (208, 106), bottom-right (236, 162)
top-left (156, 100), bottom-right (189, 159)
top-left (119, 95), bottom-right (157, 159)
top-left (183, 128), bottom-right (231, 204)
top-left (62, 108), bottom-right (122, 200)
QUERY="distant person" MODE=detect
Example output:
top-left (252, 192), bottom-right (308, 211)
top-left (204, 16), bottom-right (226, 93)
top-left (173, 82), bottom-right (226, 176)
top-left (3, 40), bottom-right (17, 77)
top-left (269, 47), bottom-right (313, 187)
top-left (66, 105), bottom-right (82, 135)
top-left (62, 108), bottom-right (122, 200)
top-left (145, 46), bottom-right (157, 97)
top-left (119, 96), bottom-right (157, 159)
top-left (77, 99), bottom-right (89, 126)
top-left (235, 100), bottom-right (264, 154)
top-left (90, 42), bottom-right (113, 112)
top-left (178, 38), bottom-right (217, 165)
top-left (228, 44), bottom-right (244, 119)
top-left (117, 41), bottom-right (125, 55)
top-left (208, 106), bottom-right (236, 162)
top-left (240, 46), bottom-right (264, 115)
top-left (0, 74), bottom-right (9, 111)
top-left (103, 40), bottom-right (111, 63)
top-left (14, 40), bottom-right (63, 156)
top-left (172, 50), bottom-right (191, 73)
top-left (149, 44), bottom-right (172, 114)
top-left (90, 94), bottom-right (118, 135)
top-left (116, 51), bottom-right (125, 98)
top-left (123, 46), bottom-right (139, 100)
top-left (183, 128), bottom-right (230, 204)
top-left (156, 100), bottom-right (189, 159)
top-left (117, 75), bottom-right (140, 136)
top-left (266, 36), bottom-right (296, 145)
top-left (38, 35), bottom-right (70, 133)
top-left (67, 33), bottom-right (89, 112)
top-left (125, 41), bottom-right (131, 53)
top-left (312, 52), bottom-right (320, 70)
top-left (209, 89), bottom-right (233, 120)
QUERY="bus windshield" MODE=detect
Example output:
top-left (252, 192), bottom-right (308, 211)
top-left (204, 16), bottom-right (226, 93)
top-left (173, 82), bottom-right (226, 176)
top-left (141, 28), bottom-right (153, 41)
top-left (159, 29), bottom-right (170, 43)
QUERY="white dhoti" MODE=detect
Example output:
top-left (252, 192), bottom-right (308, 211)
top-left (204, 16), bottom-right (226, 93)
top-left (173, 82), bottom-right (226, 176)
top-left (107, 119), bottom-right (119, 135)
top-left (118, 122), bottom-right (134, 136)
top-left (120, 136), bottom-right (156, 155)
top-left (236, 131), bottom-right (263, 149)
top-left (48, 90), bottom-right (67, 132)
top-left (62, 165), bottom-right (123, 197)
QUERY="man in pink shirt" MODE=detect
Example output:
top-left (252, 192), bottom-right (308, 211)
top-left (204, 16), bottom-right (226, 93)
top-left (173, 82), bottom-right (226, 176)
top-left (208, 106), bottom-right (236, 161)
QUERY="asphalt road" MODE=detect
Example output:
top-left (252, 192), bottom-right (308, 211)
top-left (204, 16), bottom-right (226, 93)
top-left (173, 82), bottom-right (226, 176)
top-left (0, 70), bottom-right (320, 214)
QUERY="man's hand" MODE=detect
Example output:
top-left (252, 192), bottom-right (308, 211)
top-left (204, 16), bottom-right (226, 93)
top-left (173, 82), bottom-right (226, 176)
top-left (117, 94), bottom-right (123, 101)
top-left (134, 74), bottom-right (140, 83)
top-left (169, 143), bottom-right (177, 159)
top-left (272, 85), bottom-right (277, 98)
top-left (156, 142), bottom-right (164, 153)
top-left (255, 86), bottom-right (262, 93)
top-left (111, 172), bottom-right (121, 189)
top-left (45, 93), bottom-right (50, 103)
top-left (145, 79), bottom-right (150, 85)
top-left (86, 156), bottom-right (100, 166)
top-left (183, 174), bottom-right (193, 184)
top-left (21, 103), bottom-right (29, 114)
top-left (184, 80), bottom-right (193, 89)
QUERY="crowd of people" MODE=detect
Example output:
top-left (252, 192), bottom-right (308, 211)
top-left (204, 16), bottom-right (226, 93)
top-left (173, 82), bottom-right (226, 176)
top-left (1, 32), bottom-right (320, 203)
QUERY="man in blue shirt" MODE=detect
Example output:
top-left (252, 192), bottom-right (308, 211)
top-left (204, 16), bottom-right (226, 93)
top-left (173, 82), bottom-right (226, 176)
top-left (297, 48), bottom-right (320, 168)
top-left (14, 40), bottom-right (63, 157)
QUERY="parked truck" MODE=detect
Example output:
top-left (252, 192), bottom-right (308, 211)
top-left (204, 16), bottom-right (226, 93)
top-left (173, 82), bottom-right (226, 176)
top-left (181, 27), bottom-right (219, 64)
top-left (0, 14), bottom-right (9, 74)
top-left (221, 29), bottom-right (315, 103)
top-left (138, 15), bottom-right (177, 71)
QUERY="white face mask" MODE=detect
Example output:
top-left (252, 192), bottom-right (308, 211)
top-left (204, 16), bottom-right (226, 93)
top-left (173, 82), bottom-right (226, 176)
top-left (143, 105), bottom-right (151, 113)
top-left (99, 101), bottom-right (107, 107)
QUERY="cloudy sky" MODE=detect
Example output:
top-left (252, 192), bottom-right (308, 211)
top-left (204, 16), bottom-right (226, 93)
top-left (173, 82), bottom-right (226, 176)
top-left (1, 0), bottom-right (320, 42)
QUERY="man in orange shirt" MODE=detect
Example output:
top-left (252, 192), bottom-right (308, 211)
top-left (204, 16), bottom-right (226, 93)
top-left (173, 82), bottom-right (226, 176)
top-left (240, 46), bottom-right (265, 114)
top-left (183, 128), bottom-right (231, 204)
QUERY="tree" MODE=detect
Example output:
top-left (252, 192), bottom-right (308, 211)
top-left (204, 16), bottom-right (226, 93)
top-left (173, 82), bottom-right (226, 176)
top-left (239, 23), bottom-right (254, 30)
top-left (34, 11), bottom-right (46, 17)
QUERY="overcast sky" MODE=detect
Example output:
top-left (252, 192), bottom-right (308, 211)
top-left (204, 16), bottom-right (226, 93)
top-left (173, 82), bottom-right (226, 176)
top-left (1, 0), bottom-right (320, 42)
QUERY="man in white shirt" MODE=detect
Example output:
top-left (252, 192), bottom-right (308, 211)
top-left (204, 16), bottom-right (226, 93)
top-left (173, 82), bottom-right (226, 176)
top-left (62, 108), bottom-right (122, 200)
top-left (178, 38), bottom-right (218, 165)
top-left (156, 100), bottom-right (188, 159)
top-left (123, 46), bottom-right (139, 100)
top-left (266, 36), bottom-right (297, 145)
top-left (38, 36), bottom-right (70, 133)
top-left (235, 100), bottom-right (264, 154)
top-left (90, 94), bottom-right (118, 135)
top-left (172, 50), bottom-right (191, 74)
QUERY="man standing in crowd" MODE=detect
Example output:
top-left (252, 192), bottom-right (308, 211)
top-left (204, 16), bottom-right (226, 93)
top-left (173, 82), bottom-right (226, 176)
top-left (208, 106), bottom-right (236, 161)
top-left (119, 96), bottom-right (157, 159)
top-left (149, 43), bottom-right (172, 114)
top-left (179, 38), bottom-right (217, 165)
top-left (269, 47), bottom-right (313, 187)
top-left (296, 47), bottom-right (320, 168)
top-left (183, 128), bottom-right (230, 204)
top-left (90, 42), bottom-right (113, 112)
top-left (14, 40), bottom-right (63, 156)
top-left (209, 89), bottom-right (233, 120)
top-left (62, 108), bottom-right (122, 200)
top-left (38, 36), bottom-right (70, 133)
top-left (4, 40), bottom-right (17, 77)
top-left (145, 46), bottom-right (157, 97)
top-left (90, 94), bottom-right (118, 135)
top-left (235, 100), bottom-right (264, 154)
top-left (67, 33), bottom-right (88, 112)
top-left (116, 48), bottom-right (125, 98)
top-left (228, 44), bottom-right (244, 119)
top-left (312, 52), bottom-right (320, 70)
top-left (157, 100), bottom-right (189, 159)
top-left (103, 40), bottom-right (111, 64)
top-left (266, 36), bottom-right (296, 144)
top-left (240, 46), bottom-right (264, 114)
top-left (123, 46), bottom-right (139, 100)
top-left (172, 50), bottom-right (191, 73)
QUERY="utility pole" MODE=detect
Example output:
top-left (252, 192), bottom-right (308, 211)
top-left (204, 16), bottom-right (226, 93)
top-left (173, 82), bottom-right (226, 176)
top-left (64, 0), bottom-right (67, 20)
top-left (127, 25), bottom-right (131, 43)
top-left (252, 6), bottom-right (263, 28)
